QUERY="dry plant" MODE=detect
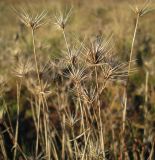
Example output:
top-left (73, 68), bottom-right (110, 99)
top-left (123, 0), bottom-right (153, 135)
top-left (0, 1), bottom-right (154, 160)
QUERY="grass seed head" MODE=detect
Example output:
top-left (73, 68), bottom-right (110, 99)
top-left (54, 7), bottom-right (72, 30)
top-left (13, 8), bottom-right (48, 30)
top-left (66, 65), bottom-right (87, 85)
top-left (80, 86), bottom-right (96, 104)
top-left (26, 78), bottom-right (51, 96)
top-left (101, 56), bottom-right (129, 83)
top-left (62, 43), bottom-right (82, 66)
top-left (83, 35), bottom-right (113, 66)
top-left (13, 58), bottom-right (34, 78)
top-left (130, 0), bottom-right (153, 17)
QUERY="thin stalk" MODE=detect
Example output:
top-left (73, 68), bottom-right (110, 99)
top-left (42, 95), bottom-right (51, 159)
top-left (148, 141), bottom-right (154, 160)
top-left (73, 85), bottom-right (88, 158)
top-left (122, 90), bottom-right (127, 133)
top-left (3, 100), bottom-right (27, 160)
top-left (95, 66), bottom-right (103, 135)
top-left (99, 106), bottom-right (105, 159)
top-left (71, 127), bottom-right (79, 159)
top-left (62, 29), bottom-right (70, 54)
top-left (3, 121), bottom-right (27, 160)
top-left (4, 100), bottom-right (14, 134)
top-left (0, 134), bottom-right (7, 160)
top-left (95, 65), bottom-right (105, 157)
top-left (81, 131), bottom-right (90, 160)
top-left (95, 67), bottom-right (99, 92)
top-left (30, 98), bottom-right (37, 130)
top-left (144, 70), bottom-right (149, 115)
top-left (41, 96), bottom-right (49, 159)
top-left (13, 81), bottom-right (21, 160)
top-left (123, 14), bottom-right (140, 133)
top-left (31, 28), bottom-right (46, 158)
top-left (128, 15), bottom-right (140, 76)
top-left (61, 114), bottom-right (65, 160)
top-left (35, 96), bottom-right (41, 158)
top-left (143, 70), bottom-right (149, 143)
top-left (79, 95), bottom-right (86, 136)
top-left (31, 29), bottom-right (41, 86)
top-left (51, 138), bottom-right (59, 160)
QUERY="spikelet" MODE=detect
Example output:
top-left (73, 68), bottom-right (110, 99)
top-left (83, 35), bottom-right (113, 67)
top-left (65, 65), bottom-right (88, 85)
top-left (13, 8), bottom-right (48, 30)
top-left (54, 7), bottom-right (72, 30)
top-left (130, 0), bottom-right (153, 17)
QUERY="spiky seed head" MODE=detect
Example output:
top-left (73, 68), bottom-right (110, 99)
top-left (101, 56), bottom-right (135, 83)
top-left (83, 35), bottom-right (113, 66)
top-left (130, 0), bottom-right (153, 17)
top-left (13, 8), bottom-right (48, 30)
top-left (13, 58), bottom-right (34, 78)
top-left (64, 65), bottom-right (87, 85)
top-left (62, 44), bottom-right (82, 66)
top-left (80, 86), bottom-right (96, 104)
top-left (26, 78), bottom-right (51, 97)
top-left (54, 7), bottom-right (72, 30)
top-left (65, 113), bottom-right (81, 128)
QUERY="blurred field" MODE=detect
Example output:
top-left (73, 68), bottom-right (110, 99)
top-left (0, 0), bottom-right (155, 159)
